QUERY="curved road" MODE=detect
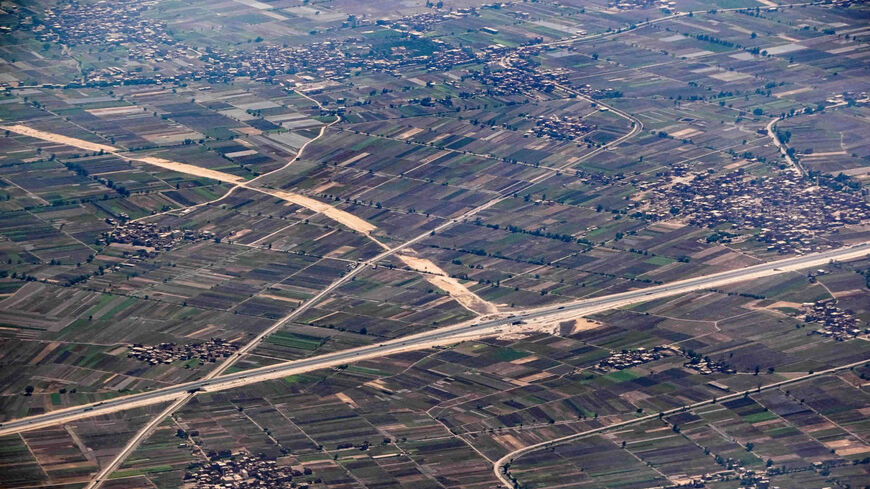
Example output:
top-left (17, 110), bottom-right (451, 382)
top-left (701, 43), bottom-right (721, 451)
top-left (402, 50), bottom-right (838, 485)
top-left (493, 356), bottom-right (870, 488)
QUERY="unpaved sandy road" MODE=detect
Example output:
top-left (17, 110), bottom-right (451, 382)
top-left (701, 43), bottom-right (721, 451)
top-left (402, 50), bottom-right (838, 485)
top-left (1, 124), bottom-right (119, 153)
top-left (136, 156), bottom-right (247, 184)
top-left (136, 157), bottom-right (380, 237)
top-left (268, 188), bottom-right (378, 235)
top-left (397, 253), bottom-right (498, 315)
top-left (2, 124), bottom-right (380, 233)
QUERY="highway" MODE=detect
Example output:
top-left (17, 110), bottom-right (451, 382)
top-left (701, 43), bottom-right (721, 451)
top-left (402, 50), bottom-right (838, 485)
top-left (1, 241), bottom-right (868, 437)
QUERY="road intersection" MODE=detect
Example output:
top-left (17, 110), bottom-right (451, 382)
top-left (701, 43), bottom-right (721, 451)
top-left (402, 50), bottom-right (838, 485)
top-left (2, 241), bottom-right (868, 438)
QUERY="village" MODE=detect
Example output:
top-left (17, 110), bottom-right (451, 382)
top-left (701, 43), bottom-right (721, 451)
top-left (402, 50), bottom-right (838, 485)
top-left (128, 338), bottom-right (239, 365)
top-left (185, 454), bottom-right (302, 489)
top-left (598, 345), bottom-right (736, 376)
top-left (25, 0), bottom-right (498, 88)
top-left (597, 345), bottom-right (677, 370)
top-left (103, 220), bottom-right (215, 251)
top-left (645, 167), bottom-right (870, 254)
top-left (804, 299), bottom-right (865, 341)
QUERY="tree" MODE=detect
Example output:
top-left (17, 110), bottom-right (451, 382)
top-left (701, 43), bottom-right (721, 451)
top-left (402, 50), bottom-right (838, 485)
top-left (24, 385), bottom-right (34, 396)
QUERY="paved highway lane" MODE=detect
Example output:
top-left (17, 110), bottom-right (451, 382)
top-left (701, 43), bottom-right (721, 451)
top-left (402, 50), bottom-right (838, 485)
top-left (1, 242), bottom-right (868, 436)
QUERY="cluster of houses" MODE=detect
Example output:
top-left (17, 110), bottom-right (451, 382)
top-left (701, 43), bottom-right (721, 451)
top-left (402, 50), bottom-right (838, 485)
top-left (27, 0), bottom-right (573, 94)
top-left (598, 345), bottom-right (737, 376)
top-left (201, 40), bottom-right (367, 83)
top-left (427, 46), bottom-right (479, 71)
top-left (686, 459), bottom-right (792, 488)
top-left (103, 221), bottom-right (214, 251)
top-left (185, 455), bottom-right (306, 489)
top-left (379, 8), bottom-right (475, 33)
top-left (200, 35), bottom-right (480, 86)
top-left (804, 299), bottom-right (864, 341)
top-left (597, 345), bottom-right (677, 370)
top-left (737, 471), bottom-right (774, 489)
top-left (128, 338), bottom-right (238, 365)
top-left (646, 168), bottom-right (870, 254)
top-left (199, 32), bottom-right (522, 86)
top-left (33, 0), bottom-right (202, 85)
top-left (469, 60), bottom-right (570, 96)
top-left (531, 114), bottom-right (595, 141)
top-left (609, 0), bottom-right (663, 11)
top-left (684, 356), bottom-right (736, 375)
top-left (30, 2), bottom-right (438, 86)
top-left (684, 469), bottom-right (772, 489)
top-left (36, 0), bottom-right (174, 47)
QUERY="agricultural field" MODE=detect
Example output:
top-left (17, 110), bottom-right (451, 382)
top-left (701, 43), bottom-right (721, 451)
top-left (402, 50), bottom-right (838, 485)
top-left (0, 0), bottom-right (869, 488)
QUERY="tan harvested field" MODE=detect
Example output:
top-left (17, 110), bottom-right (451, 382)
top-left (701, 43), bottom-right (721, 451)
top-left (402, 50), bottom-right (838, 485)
top-left (773, 87), bottom-right (812, 98)
top-left (29, 341), bottom-right (60, 365)
top-left (334, 391), bottom-right (358, 408)
top-left (85, 106), bottom-right (143, 117)
top-left (799, 151), bottom-right (848, 158)
top-left (1, 124), bottom-right (118, 153)
top-left (397, 253), bottom-right (498, 315)
top-left (396, 127), bottom-right (424, 140)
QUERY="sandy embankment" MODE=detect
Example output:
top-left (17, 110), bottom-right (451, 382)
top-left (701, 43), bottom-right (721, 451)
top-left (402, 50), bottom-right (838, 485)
top-left (397, 253), bottom-right (498, 315)
top-left (268, 189), bottom-right (377, 235)
top-left (136, 156), bottom-right (247, 184)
